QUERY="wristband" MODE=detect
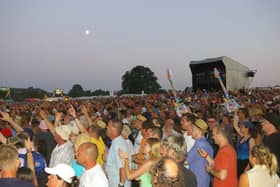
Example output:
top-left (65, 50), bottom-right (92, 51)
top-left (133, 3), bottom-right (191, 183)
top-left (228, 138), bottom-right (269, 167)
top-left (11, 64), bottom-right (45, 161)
top-left (203, 153), bottom-right (208, 159)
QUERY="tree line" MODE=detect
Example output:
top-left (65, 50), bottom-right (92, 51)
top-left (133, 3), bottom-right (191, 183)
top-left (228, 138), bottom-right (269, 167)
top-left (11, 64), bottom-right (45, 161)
top-left (1, 65), bottom-right (164, 101)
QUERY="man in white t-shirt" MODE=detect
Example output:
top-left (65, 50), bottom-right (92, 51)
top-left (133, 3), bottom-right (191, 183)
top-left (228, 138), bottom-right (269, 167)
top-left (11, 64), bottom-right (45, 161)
top-left (180, 113), bottom-right (196, 152)
top-left (77, 142), bottom-right (108, 187)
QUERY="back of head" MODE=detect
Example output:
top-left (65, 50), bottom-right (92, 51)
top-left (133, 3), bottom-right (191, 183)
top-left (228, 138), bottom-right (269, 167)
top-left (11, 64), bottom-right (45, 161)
top-left (162, 135), bottom-right (187, 162)
top-left (151, 127), bottom-right (163, 139)
top-left (146, 138), bottom-right (161, 160)
top-left (151, 158), bottom-right (183, 187)
top-left (0, 144), bottom-right (18, 171)
top-left (17, 167), bottom-right (33, 183)
top-left (251, 145), bottom-right (278, 176)
top-left (215, 124), bottom-right (229, 140)
top-left (185, 113), bottom-right (197, 124)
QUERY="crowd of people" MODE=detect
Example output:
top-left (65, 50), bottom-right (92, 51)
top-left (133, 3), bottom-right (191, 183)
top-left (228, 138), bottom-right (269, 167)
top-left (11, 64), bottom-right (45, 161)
top-left (0, 88), bottom-right (280, 187)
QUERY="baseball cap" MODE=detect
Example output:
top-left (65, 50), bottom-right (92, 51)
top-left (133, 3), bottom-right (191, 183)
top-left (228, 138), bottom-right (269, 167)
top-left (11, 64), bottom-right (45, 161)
top-left (240, 120), bottom-right (253, 128)
top-left (193, 119), bottom-right (208, 131)
top-left (136, 114), bottom-right (147, 122)
top-left (45, 164), bottom-right (75, 183)
top-left (96, 120), bottom-right (106, 129)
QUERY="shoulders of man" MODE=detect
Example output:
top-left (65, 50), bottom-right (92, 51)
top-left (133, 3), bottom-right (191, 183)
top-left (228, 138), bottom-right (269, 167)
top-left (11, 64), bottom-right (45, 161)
top-left (0, 178), bottom-right (35, 187)
top-left (81, 165), bottom-right (108, 185)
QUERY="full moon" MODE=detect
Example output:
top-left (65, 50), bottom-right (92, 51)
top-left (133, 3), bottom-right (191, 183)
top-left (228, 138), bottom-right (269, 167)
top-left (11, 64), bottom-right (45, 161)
top-left (85, 29), bottom-right (90, 35)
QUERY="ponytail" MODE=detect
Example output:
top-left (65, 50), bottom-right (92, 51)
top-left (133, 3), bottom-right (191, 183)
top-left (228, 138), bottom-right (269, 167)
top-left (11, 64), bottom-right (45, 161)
top-left (251, 145), bottom-right (278, 176)
top-left (268, 153), bottom-right (278, 176)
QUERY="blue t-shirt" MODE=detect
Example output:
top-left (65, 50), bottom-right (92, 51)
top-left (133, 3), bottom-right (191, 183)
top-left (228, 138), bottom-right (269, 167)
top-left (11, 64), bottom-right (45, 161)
top-left (0, 178), bottom-right (35, 187)
top-left (187, 137), bottom-right (214, 187)
top-left (71, 159), bottom-right (85, 178)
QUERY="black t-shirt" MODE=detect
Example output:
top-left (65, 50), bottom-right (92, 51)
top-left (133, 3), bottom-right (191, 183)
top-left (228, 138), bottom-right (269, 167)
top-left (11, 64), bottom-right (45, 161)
top-left (0, 178), bottom-right (35, 187)
top-left (263, 132), bottom-right (280, 175)
top-left (35, 131), bottom-right (56, 165)
top-left (178, 163), bottom-right (197, 187)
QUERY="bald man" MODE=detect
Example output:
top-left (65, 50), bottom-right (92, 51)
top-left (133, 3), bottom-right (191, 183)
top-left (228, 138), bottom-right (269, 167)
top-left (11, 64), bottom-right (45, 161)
top-left (77, 142), bottom-right (108, 187)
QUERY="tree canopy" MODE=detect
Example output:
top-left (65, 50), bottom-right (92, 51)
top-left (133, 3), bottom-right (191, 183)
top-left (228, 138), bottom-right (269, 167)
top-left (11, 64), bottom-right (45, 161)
top-left (68, 84), bottom-right (84, 97)
top-left (121, 65), bottom-right (161, 94)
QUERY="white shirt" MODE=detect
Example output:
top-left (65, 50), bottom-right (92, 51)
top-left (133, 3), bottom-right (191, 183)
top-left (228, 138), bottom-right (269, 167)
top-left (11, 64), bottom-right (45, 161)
top-left (49, 141), bottom-right (74, 167)
top-left (247, 165), bottom-right (279, 187)
top-left (125, 139), bottom-right (136, 170)
top-left (79, 164), bottom-right (108, 187)
top-left (184, 132), bottom-right (195, 153)
top-left (134, 131), bottom-right (143, 154)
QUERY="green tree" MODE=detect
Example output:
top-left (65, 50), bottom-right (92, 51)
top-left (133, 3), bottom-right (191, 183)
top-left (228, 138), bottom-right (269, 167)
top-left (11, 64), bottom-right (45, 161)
top-left (121, 65), bottom-right (161, 94)
top-left (92, 89), bottom-right (109, 96)
top-left (68, 84), bottom-right (84, 97)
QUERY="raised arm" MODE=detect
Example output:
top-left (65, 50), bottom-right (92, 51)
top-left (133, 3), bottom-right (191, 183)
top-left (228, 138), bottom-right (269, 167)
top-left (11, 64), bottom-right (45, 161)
top-left (0, 111), bottom-right (24, 132)
top-left (39, 110), bottom-right (56, 136)
top-left (68, 105), bottom-right (87, 134)
top-left (25, 137), bottom-right (38, 186)
top-left (81, 104), bottom-right (93, 126)
top-left (233, 110), bottom-right (242, 136)
top-left (0, 132), bottom-right (7, 144)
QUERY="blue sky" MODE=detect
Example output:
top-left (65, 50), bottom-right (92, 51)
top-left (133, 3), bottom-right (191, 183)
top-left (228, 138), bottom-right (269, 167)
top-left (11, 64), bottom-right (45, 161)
top-left (0, 0), bottom-right (279, 92)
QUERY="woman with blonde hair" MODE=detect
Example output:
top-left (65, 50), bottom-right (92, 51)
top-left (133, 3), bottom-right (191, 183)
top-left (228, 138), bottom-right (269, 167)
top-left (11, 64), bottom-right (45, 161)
top-left (119, 137), bottom-right (161, 187)
top-left (239, 145), bottom-right (280, 187)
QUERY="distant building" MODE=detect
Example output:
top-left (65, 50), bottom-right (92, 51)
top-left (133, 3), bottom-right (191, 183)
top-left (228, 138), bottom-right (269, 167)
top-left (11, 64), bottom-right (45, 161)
top-left (190, 56), bottom-right (250, 91)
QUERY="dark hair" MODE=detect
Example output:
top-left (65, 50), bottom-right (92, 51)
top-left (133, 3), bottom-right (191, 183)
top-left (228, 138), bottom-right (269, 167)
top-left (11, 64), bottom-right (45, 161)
top-left (151, 127), bottom-right (163, 139)
top-left (110, 119), bottom-right (123, 135)
top-left (183, 113), bottom-right (197, 124)
top-left (17, 167), bottom-right (33, 183)
top-left (142, 121), bottom-right (154, 130)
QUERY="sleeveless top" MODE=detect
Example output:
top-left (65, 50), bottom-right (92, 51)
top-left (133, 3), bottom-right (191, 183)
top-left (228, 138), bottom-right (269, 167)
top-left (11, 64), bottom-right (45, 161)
top-left (140, 172), bottom-right (152, 187)
top-left (247, 165), bottom-right (279, 187)
top-left (237, 136), bottom-right (250, 160)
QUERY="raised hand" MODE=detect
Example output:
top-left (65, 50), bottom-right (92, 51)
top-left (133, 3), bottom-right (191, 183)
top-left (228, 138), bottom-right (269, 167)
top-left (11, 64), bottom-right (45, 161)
top-left (25, 137), bottom-right (32, 151)
top-left (39, 110), bottom-right (48, 119)
top-left (0, 111), bottom-right (11, 122)
top-left (68, 105), bottom-right (77, 118)
top-left (0, 132), bottom-right (7, 144)
top-left (81, 104), bottom-right (88, 115)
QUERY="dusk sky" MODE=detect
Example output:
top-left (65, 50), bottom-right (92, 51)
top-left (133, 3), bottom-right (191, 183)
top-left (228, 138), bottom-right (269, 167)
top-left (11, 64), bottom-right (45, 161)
top-left (0, 1), bottom-right (279, 92)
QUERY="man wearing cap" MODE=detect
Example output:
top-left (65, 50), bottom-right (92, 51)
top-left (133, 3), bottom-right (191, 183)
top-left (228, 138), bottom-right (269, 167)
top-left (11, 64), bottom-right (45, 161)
top-left (262, 112), bottom-right (280, 175)
top-left (187, 119), bottom-right (213, 187)
top-left (40, 110), bottom-right (74, 167)
top-left (131, 114), bottom-right (147, 154)
top-left (45, 163), bottom-right (76, 186)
